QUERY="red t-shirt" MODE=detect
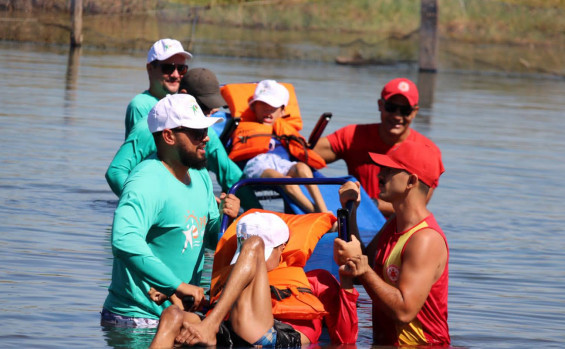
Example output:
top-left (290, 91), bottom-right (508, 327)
top-left (327, 123), bottom-right (444, 198)
top-left (281, 269), bottom-right (359, 344)
top-left (372, 214), bottom-right (450, 346)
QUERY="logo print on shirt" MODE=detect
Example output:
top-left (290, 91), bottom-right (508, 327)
top-left (387, 264), bottom-right (400, 284)
top-left (182, 212), bottom-right (208, 253)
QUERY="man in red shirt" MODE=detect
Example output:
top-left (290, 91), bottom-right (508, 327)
top-left (334, 141), bottom-right (450, 346)
top-left (313, 78), bottom-right (444, 217)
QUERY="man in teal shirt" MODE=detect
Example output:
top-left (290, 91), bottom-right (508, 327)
top-left (102, 94), bottom-right (227, 325)
top-left (107, 40), bottom-right (260, 209)
top-left (124, 38), bottom-right (190, 138)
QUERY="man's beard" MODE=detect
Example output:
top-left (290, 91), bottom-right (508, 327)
top-left (179, 146), bottom-right (207, 170)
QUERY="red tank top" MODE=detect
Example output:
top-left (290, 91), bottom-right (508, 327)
top-left (372, 214), bottom-right (450, 346)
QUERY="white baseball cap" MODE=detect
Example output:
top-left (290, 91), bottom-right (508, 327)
top-left (248, 80), bottom-right (289, 108)
top-left (147, 38), bottom-right (192, 63)
top-left (230, 212), bottom-right (289, 265)
top-left (147, 94), bottom-right (222, 133)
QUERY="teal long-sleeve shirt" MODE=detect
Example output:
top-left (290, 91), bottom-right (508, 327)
top-left (103, 157), bottom-right (220, 319)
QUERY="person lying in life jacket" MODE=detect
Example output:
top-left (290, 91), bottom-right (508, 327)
top-left (229, 80), bottom-right (329, 214)
top-left (149, 210), bottom-right (359, 348)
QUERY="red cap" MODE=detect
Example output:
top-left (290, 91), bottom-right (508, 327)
top-left (381, 78), bottom-right (419, 106)
top-left (369, 141), bottom-right (443, 188)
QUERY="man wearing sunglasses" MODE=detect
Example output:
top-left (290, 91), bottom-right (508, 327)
top-left (102, 94), bottom-right (238, 328)
top-left (313, 78), bottom-right (444, 218)
top-left (106, 64), bottom-right (259, 210)
top-left (124, 38), bottom-right (191, 139)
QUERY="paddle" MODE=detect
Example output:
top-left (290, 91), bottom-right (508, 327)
top-left (337, 201), bottom-right (354, 241)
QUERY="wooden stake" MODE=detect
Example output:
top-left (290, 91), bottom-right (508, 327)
top-left (419, 0), bottom-right (438, 73)
top-left (70, 0), bottom-right (83, 47)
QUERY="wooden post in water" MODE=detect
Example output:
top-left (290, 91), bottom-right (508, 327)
top-left (70, 0), bottom-right (83, 47)
top-left (419, 0), bottom-right (438, 73)
top-left (418, 0), bottom-right (438, 109)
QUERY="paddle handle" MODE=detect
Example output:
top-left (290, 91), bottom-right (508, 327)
top-left (337, 201), bottom-right (354, 241)
top-left (182, 296), bottom-right (195, 310)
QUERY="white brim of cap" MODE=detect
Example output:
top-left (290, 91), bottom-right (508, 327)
top-left (248, 95), bottom-right (285, 108)
top-left (230, 245), bottom-right (273, 265)
top-left (148, 51), bottom-right (193, 63)
top-left (180, 116), bottom-right (222, 129)
top-left (171, 51), bottom-right (193, 61)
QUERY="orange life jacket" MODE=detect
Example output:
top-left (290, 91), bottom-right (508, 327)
top-left (220, 82), bottom-right (303, 130)
top-left (228, 119), bottom-right (327, 169)
top-left (210, 209), bottom-right (337, 320)
top-left (220, 82), bottom-right (326, 169)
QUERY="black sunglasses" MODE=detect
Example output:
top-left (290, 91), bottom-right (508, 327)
top-left (172, 127), bottom-right (207, 142)
top-left (158, 63), bottom-right (188, 75)
top-left (383, 100), bottom-right (413, 117)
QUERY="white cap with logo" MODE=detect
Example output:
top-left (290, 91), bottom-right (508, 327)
top-left (147, 94), bottom-right (221, 133)
top-left (230, 212), bottom-right (289, 265)
top-left (249, 80), bottom-right (289, 108)
top-left (147, 38), bottom-right (192, 63)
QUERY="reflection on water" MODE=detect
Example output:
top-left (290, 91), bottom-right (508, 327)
top-left (1, 42), bottom-right (565, 348)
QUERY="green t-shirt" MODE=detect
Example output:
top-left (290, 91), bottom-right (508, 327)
top-left (124, 91), bottom-right (158, 139)
top-left (103, 156), bottom-right (220, 319)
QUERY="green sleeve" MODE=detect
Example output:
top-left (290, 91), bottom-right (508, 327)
top-left (124, 91), bottom-right (158, 139)
top-left (206, 129), bottom-right (262, 210)
top-left (105, 125), bottom-right (157, 197)
top-left (112, 188), bottom-right (182, 296)
top-left (125, 104), bottom-right (147, 139)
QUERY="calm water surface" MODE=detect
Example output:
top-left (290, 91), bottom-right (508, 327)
top-left (1, 42), bottom-right (564, 348)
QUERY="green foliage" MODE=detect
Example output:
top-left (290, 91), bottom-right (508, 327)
top-left (183, 0), bottom-right (564, 45)
top-left (6, 0), bottom-right (564, 46)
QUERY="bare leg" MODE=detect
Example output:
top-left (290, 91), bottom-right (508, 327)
top-left (178, 236), bottom-right (274, 346)
top-left (288, 162), bottom-right (328, 213)
top-left (228, 237), bottom-right (274, 342)
top-left (149, 305), bottom-right (201, 348)
top-left (261, 168), bottom-right (316, 213)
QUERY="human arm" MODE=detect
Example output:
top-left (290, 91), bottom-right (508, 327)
top-left (124, 91), bottom-right (157, 139)
top-left (148, 283), bottom-right (205, 311)
top-left (342, 230), bottom-right (448, 324)
top-left (125, 104), bottom-right (144, 139)
top-left (334, 180), bottom-right (390, 266)
top-left (111, 189), bottom-right (184, 297)
top-left (105, 124), bottom-right (156, 197)
top-left (312, 136), bottom-right (338, 163)
top-left (333, 181), bottom-right (366, 263)
top-left (218, 192), bottom-right (240, 220)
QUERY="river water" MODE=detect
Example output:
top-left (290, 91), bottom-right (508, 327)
top-left (1, 41), bottom-right (564, 348)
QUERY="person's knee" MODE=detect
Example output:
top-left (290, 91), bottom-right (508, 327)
top-left (294, 162), bottom-right (312, 177)
top-left (241, 236), bottom-right (265, 261)
top-left (160, 304), bottom-right (184, 326)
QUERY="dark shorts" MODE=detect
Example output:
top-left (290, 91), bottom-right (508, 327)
top-left (216, 319), bottom-right (302, 348)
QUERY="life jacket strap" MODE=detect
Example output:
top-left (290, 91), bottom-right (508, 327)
top-left (270, 285), bottom-right (313, 301)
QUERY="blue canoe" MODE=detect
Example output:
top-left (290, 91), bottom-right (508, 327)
top-left (212, 109), bottom-right (386, 277)
top-left (219, 177), bottom-right (386, 279)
